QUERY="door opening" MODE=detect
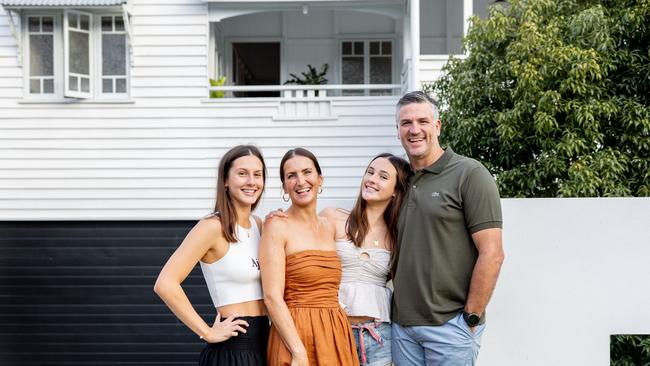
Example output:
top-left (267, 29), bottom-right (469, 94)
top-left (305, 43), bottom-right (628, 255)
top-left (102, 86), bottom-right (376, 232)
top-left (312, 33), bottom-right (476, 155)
top-left (232, 42), bottom-right (280, 97)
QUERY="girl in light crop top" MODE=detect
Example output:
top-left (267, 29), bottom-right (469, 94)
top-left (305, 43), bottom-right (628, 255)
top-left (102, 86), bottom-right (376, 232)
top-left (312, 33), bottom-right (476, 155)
top-left (320, 153), bottom-right (410, 366)
top-left (155, 145), bottom-right (269, 366)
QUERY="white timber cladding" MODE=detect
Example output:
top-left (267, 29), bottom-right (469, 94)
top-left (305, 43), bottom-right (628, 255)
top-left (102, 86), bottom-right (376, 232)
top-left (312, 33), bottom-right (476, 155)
top-left (0, 96), bottom-right (405, 220)
top-left (0, 0), bottom-right (475, 220)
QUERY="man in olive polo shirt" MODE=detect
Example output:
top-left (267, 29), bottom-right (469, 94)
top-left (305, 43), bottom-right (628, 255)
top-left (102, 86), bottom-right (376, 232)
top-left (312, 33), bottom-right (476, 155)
top-left (391, 91), bottom-right (504, 365)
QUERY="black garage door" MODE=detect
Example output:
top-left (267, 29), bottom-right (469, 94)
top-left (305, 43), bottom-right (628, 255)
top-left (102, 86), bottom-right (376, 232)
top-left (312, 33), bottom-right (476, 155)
top-left (0, 221), bottom-right (212, 366)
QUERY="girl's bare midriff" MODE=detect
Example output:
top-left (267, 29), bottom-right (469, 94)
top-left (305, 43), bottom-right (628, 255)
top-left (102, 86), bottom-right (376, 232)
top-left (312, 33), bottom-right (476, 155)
top-left (218, 299), bottom-right (267, 317)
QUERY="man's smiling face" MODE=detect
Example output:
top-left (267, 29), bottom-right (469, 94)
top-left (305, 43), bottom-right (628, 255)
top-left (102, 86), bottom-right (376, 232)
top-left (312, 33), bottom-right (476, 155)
top-left (397, 101), bottom-right (441, 167)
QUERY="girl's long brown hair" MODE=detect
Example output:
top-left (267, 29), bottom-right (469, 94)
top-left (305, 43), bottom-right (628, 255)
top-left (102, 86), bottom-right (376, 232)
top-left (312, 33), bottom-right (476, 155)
top-left (345, 153), bottom-right (410, 253)
top-left (213, 145), bottom-right (266, 243)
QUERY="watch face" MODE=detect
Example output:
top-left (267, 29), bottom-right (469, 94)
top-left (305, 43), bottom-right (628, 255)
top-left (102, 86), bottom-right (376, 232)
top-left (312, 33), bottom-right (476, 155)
top-left (464, 312), bottom-right (480, 327)
top-left (468, 314), bottom-right (480, 327)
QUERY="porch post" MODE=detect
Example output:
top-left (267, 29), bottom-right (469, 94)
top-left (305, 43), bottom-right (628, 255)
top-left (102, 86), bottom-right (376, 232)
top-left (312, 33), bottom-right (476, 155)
top-left (463, 0), bottom-right (473, 38)
top-left (409, 0), bottom-right (420, 92)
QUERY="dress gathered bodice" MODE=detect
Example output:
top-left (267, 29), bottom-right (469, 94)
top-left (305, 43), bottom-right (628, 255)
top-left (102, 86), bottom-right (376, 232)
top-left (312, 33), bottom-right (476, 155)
top-left (283, 250), bottom-right (342, 308)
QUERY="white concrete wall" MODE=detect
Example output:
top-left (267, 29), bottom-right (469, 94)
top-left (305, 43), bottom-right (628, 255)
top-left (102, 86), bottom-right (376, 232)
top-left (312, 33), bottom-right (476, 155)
top-left (480, 198), bottom-right (650, 366)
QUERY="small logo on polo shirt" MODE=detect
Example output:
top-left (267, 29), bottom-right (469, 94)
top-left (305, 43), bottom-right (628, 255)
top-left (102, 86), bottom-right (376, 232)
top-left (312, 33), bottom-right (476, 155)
top-left (251, 258), bottom-right (260, 270)
top-left (431, 192), bottom-right (440, 197)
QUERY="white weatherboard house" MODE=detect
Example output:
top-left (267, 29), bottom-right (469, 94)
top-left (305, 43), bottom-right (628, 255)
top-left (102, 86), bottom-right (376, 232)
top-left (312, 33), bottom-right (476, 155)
top-left (0, 1), bottom-right (497, 362)
top-left (0, 2), bottom-right (494, 362)
top-left (5, 3), bottom-right (648, 366)
top-left (0, 0), bottom-right (495, 220)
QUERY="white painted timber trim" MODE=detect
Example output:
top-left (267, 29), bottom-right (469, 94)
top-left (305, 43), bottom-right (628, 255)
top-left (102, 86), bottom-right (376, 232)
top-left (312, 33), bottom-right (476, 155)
top-left (408, 0), bottom-right (419, 91)
top-left (208, 84), bottom-right (400, 92)
top-left (463, 0), bottom-right (472, 38)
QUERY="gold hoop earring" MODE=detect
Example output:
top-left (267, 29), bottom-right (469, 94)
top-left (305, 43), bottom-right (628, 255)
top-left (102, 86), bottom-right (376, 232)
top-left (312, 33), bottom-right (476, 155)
top-left (318, 186), bottom-right (323, 194)
top-left (282, 192), bottom-right (290, 202)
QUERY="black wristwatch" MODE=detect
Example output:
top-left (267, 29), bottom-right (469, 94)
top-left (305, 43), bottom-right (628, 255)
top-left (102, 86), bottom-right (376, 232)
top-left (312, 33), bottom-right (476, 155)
top-left (462, 311), bottom-right (481, 327)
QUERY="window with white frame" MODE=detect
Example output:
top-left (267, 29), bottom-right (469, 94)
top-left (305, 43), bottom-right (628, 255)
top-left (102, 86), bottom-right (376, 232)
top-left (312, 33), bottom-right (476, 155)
top-left (341, 40), bottom-right (393, 96)
top-left (24, 10), bottom-right (128, 99)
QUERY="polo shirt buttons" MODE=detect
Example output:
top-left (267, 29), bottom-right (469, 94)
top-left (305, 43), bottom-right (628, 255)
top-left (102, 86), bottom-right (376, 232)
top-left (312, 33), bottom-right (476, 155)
top-left (413, 185), bottom-right (417, 189)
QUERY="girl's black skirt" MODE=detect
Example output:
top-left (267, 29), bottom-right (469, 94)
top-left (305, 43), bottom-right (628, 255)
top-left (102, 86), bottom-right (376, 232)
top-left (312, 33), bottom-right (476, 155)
top-left (198, 316), bottom-right (270, 366)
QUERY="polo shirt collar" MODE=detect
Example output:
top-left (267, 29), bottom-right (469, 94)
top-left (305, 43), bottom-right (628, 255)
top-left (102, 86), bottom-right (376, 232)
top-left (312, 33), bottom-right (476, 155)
top-left (421, 147), bottom-right (455, 174)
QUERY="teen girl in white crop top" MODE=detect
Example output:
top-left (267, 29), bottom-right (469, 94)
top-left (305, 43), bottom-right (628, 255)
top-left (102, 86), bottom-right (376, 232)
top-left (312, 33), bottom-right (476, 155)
top-left (155, 145), bottom-right (269, 366)
top-left (320, 153), bottom-right (410, 366)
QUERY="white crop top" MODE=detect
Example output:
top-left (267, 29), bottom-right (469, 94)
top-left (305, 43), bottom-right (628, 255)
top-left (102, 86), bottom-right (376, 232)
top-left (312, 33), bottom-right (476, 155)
top-left (337, 239), bottom-right (392, 323)
top-left (200, 216), bottom-right (263, 308)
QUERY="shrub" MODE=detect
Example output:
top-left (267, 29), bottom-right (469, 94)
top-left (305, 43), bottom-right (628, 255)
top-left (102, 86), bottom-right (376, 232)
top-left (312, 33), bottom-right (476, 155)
top-left (433, 0), bottom-right (649, 197)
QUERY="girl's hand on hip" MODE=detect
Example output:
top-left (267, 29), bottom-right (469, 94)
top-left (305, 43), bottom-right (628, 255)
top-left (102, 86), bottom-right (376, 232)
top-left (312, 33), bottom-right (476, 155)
top-left (202, 313), bottom-right (249, 343)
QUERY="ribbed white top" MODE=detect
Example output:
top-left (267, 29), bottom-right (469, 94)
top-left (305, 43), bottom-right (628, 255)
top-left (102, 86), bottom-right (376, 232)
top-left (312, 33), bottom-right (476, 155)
top-left (199, 216), bottom-right (263, 308)
top-left (336, 239), bottom-right (392, 323)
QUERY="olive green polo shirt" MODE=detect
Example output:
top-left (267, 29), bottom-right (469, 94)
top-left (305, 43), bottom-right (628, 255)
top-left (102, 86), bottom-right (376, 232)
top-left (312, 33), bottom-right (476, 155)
top-left (391, 148), bottom-right (502, 326)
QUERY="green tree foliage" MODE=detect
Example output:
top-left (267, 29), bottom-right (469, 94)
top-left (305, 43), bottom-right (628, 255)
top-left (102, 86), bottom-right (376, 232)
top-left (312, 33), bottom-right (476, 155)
top-left (434, 0), bottom-right (650, 197)
top-left (611, 335), bottom-right (650, 366)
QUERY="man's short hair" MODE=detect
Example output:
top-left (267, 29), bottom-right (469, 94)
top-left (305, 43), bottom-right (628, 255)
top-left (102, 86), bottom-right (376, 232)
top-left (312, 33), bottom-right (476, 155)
top-left (396, 91), bottom-right (440, 121)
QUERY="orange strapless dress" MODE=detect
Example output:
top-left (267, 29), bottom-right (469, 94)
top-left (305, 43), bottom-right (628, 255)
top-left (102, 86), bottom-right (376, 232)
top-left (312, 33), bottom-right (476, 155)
top-left (267, 250), bottom-right (359, 366)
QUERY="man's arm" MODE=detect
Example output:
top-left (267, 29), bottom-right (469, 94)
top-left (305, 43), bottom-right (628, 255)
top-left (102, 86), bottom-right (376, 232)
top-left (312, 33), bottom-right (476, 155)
top-left (464, 227), bottom-right (504, 327)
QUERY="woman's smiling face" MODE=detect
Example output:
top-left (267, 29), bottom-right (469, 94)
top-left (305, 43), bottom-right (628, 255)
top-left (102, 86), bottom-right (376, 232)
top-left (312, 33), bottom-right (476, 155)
top-left (225, 154), bottom-right (265, 208)
top-left (282, 155), bottom-right (323, 206)
top-left (361, 157), bottom-right (398, 204)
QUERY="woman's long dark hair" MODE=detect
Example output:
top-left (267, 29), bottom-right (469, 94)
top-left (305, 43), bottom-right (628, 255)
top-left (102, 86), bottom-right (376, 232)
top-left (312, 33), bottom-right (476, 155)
top-left (213, 145), bottom-right (266, 243)
top-left (345, 153), bottom-right (410, 253)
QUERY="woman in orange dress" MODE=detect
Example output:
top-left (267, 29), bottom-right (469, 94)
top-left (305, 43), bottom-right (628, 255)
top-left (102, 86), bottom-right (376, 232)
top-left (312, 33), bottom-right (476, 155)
top-left (260, 148), bottom-right (359, 366)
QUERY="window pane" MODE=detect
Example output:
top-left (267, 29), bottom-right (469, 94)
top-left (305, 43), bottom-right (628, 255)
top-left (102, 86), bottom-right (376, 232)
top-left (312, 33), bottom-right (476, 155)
top-left (28, 17), bottom-right (40, 32)
top-left (43, 79), bottom-right (54, 94)
top-left (370, 57), bottom-right (391, 84)
top-left (342, 57), bottom-right (364, 84)
top-left (103, 79), bottom-right (113, 93)
top-left (342, 42), bottom-right (351, 55)
top-left (29, 79), bottom-right (40, 94)
top-left (80, 15), bottom-right (90, 30)
top-left (42, 17), bottom-right (53, 32)
top-left (69, 76), bottom-right (78, 91)
top-left (81, 77), bottom-right (90, 93)
top-left (69, 31), bottom-right (90, 75)
top-left (370, 41), bottom-right (380, 55)
top-left (354, 42), bottom-right (363, 55)
top-left (382, 41), bottom-right (391, 55)
top-left (115, 17), bottom-right (125, 31)
top-left (101, 16), bottom-right (113, 31)
top-left (69, 13), bottom-right (78, 28)
top-left (116, 78), bottom-right (126, 93)
top-left (102, 34), bottom-right (126, 76)
top-left (29, 35), bottom-right (54, 76)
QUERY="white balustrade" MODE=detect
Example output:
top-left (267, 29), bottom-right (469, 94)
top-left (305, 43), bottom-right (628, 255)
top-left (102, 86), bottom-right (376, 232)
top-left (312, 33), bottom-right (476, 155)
top-left (208, 84), bottom-right (401, 120)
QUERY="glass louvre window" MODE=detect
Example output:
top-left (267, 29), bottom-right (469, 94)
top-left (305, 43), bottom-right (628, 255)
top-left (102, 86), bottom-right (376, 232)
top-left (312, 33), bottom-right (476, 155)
top-left (100, 16), bottom-right (127, 95)
top-left (369, 41), bottom-right (392, 96)
top-left (65, 10), bottom-right (92, 97)
top-left (341, 41), bottom-right (365, 96)
top-left (341, 40), bottom-right (393, 96)
top-left (27, 16), bottom-right (55, 95)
